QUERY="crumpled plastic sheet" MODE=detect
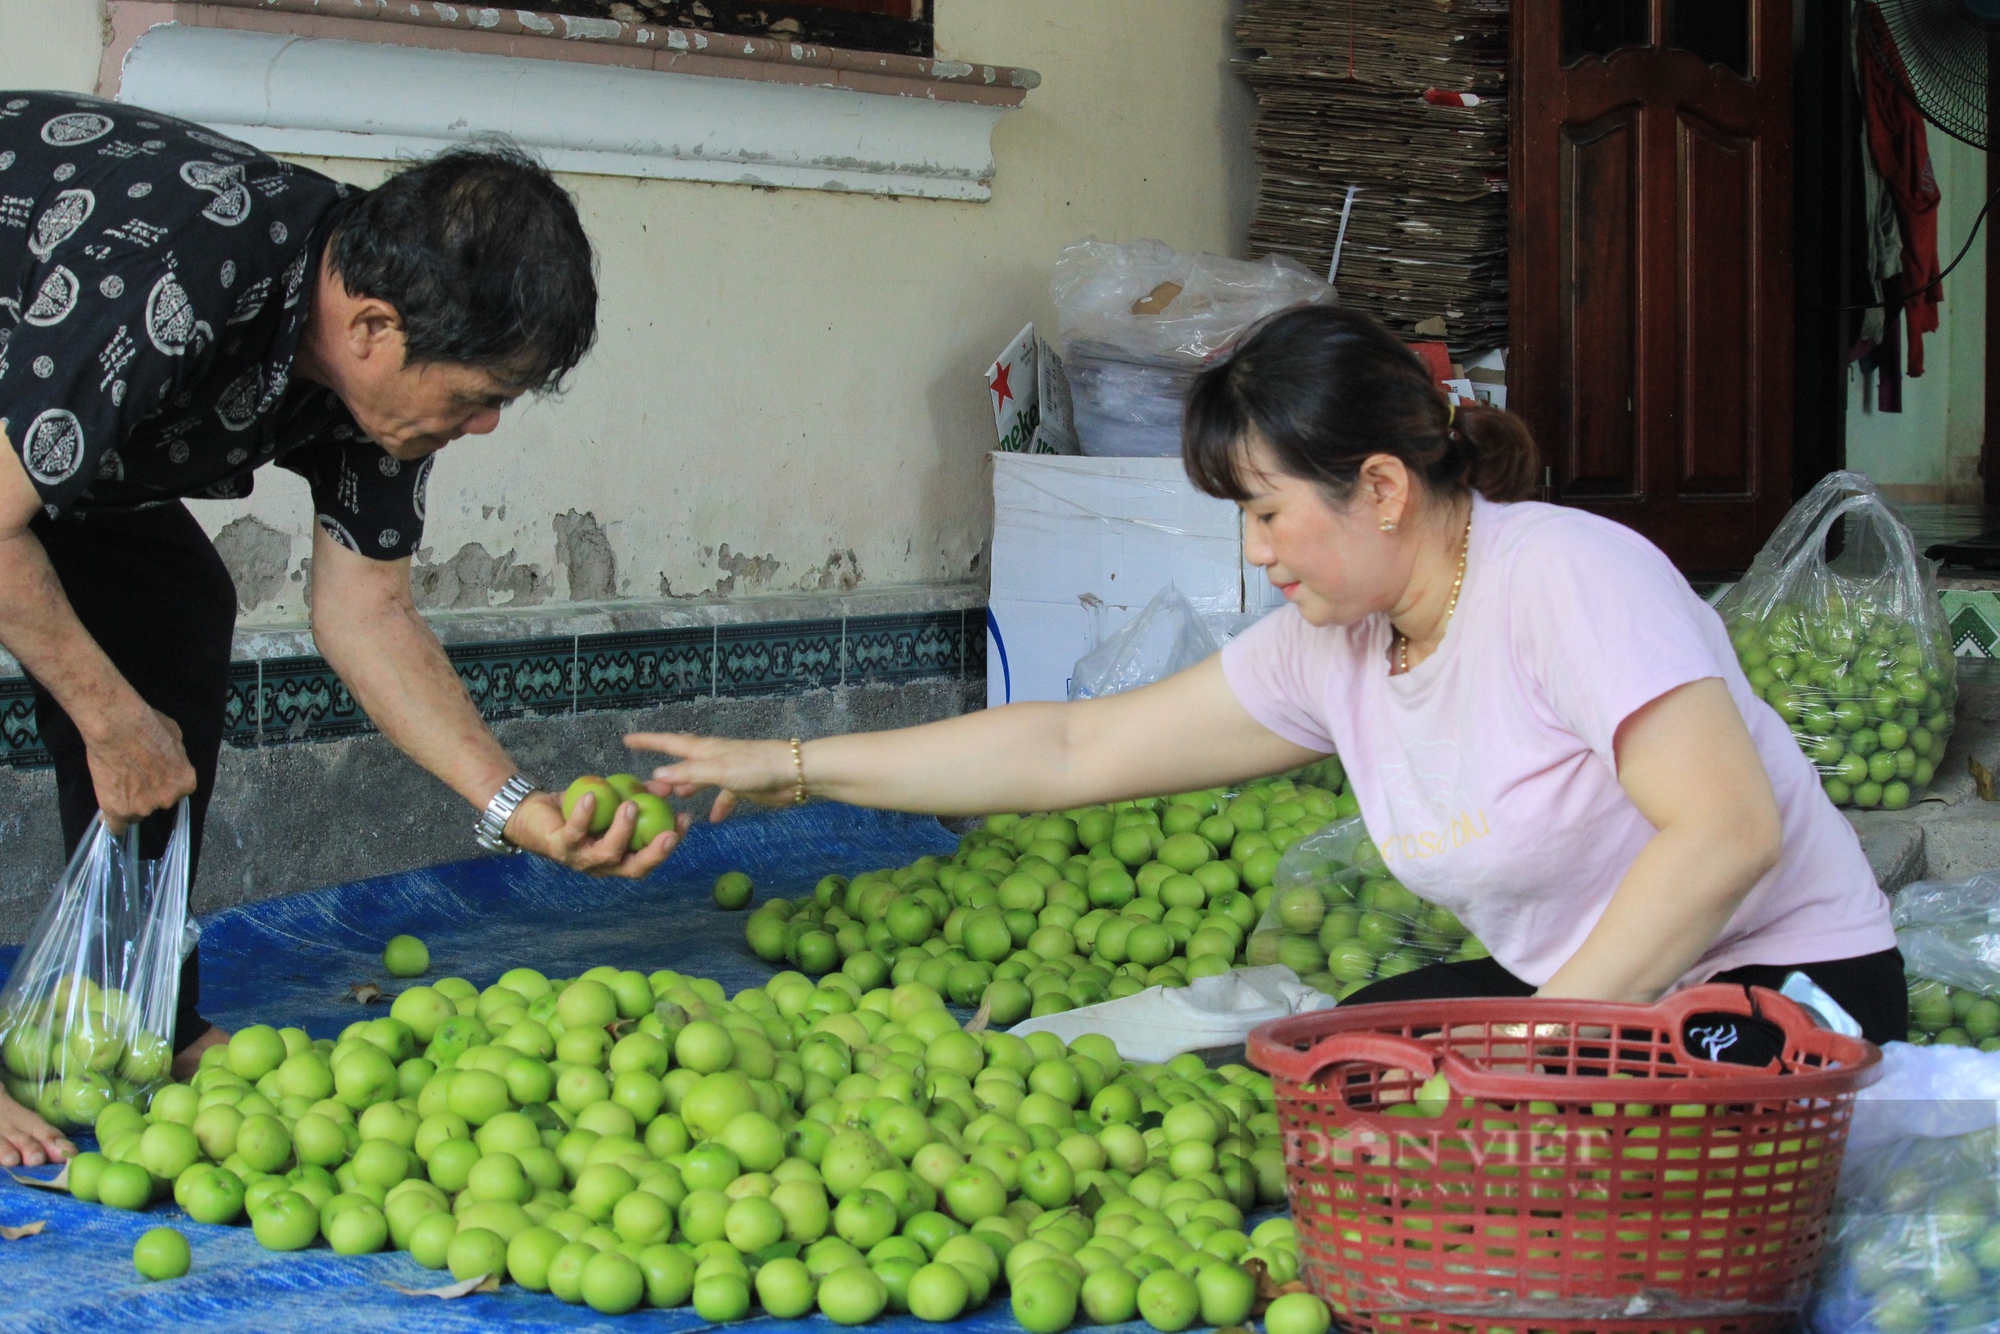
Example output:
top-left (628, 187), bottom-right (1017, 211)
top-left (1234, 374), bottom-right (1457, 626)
top-left (0, 803), bottom-right (1173, 1333)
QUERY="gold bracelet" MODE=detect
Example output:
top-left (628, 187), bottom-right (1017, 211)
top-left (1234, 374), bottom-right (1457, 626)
top-left (790, 738), bottom-right (808, 807)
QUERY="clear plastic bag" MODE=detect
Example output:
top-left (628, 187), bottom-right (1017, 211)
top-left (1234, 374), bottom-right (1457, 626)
top-left (1063, 348), bottom-right (1201, 458)
top-left (1069, 583), bottom-right (1221, 701)
top-left (1895, 874), bottom-right (2000, 997)
top-left (1808, 1125), bottom-right (2000, 1334)
top-left (1050, 239), bottom-right (1337, 458)
top-left (1715, 470), bottom-right (1956, 811)
top-left (0, 802), bottom-right (190, 1129)
top-left (1890, 872), bottom-right (2000, 1048)
top-left (1243, 814), bottom-right (1488, 999)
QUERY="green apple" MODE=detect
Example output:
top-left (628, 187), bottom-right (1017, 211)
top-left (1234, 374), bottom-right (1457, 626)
top-left (1264, 1290), bottom-right (1333, 1334)
top-left (391, 987), bottom-right (456, 1044)
top-left (639, 1242), bottom-right (696, 1308)
top-left (383, 935), bottom-right (430, 978)
top-left (407, 1211), bottom-right (460, 1269)
top-left (581, 1250), bottom-right (646, 1315)
top-left (251, 1191), bottom-right (320, 1251)
top-left (132, 1227), bottom-right (190, 1280)
top-left (97, 1160), bottom-right (153, 1212)
top-left (1012, 1263), bottom-right (1082, 1334)
top-left (325, 1201), bottom-right (389, 1255)
top-left (562, 776), bottom-right (620, 834)
top-left (447, 1226), bottom-right (508, 1282)
top-left (138, 1122), bottom-right (201, 1180)
top-left (817, 1264), bottom-right (889, 1325)
top-left (228, 1026), bottom-right (287, 1081)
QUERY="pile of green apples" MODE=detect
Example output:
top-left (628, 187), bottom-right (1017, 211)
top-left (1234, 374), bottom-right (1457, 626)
top-left (1725, 597), bottom-right (1956, 811)
top-left (742, 763), bottom-right (1357, 1024)
top-left (1811, 1128), bottom-right (2000, 1334)
top-left (1905, 977), bottom-right (2000, 1051)
top-left (0, 974), bottom-right (173, 1129)
top-left (1245, 833), bottom-right (1487, 1000)
top-left (55, 960), bottom-right (1334, 1333)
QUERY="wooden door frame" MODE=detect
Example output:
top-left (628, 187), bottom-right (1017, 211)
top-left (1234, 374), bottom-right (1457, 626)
top-left (1790, 0), bottom-right (1854, 504)
top-left (1509, 0), bottom-right (1797, 576)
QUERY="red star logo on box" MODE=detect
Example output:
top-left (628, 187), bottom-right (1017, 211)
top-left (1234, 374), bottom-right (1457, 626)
top-left (989, 363), bottom-right (1014, 409)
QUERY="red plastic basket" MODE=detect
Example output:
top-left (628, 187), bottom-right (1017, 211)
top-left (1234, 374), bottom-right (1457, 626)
top-left (1246, 985), bottom-right (1881, 1334)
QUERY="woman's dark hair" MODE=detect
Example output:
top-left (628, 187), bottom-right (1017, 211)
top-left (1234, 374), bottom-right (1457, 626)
top-left (327, 141), bottom-right (597, 394)
top-left (1183, 305), bottom-right (1539, 506)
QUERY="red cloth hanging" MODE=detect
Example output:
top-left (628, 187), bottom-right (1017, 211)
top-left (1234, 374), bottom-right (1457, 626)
top-left (1857, 2), bottom-right (1943, 376)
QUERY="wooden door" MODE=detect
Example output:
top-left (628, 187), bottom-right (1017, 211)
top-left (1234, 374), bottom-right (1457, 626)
top-left (1511, 0), bottom-right (1794, 574)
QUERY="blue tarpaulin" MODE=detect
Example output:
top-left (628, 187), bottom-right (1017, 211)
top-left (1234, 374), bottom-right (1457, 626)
top-left (0, 804), bottom-right (1168, 1334)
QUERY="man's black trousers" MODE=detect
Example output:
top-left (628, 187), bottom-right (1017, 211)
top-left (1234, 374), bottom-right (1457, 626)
top-left (28, 502), bottom-right (235, 1052)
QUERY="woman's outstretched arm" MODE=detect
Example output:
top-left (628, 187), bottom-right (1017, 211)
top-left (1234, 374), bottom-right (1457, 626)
top-left (629, 655), bottom-right (1326, 820)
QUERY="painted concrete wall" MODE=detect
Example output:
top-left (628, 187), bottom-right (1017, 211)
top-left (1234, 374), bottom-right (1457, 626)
top-left (3, 0), bottom-right (1256, 623)
top-left (0, 2), bottom-right (102, 93)
top-left (1845, 123), bottom-right (1988, 498)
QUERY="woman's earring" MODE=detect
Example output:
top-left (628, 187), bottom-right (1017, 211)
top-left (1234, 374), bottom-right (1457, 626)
top-left (1380, 518), bottom-right (1397, 533)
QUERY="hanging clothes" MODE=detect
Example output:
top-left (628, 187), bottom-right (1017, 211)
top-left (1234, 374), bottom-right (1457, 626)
top-left (1856, 1), bottom-right (1943, 377)
top-left (1848, 44), bottom-right (1905, 412)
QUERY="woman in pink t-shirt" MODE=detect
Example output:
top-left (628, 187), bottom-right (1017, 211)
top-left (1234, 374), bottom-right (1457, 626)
top-left (631, 307), bottom-right (1904, 1043)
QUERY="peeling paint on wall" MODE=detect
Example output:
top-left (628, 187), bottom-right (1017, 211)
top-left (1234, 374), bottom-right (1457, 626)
top-left (211, 515), bottom-right (293, 612)
top-left (151, 0), bottom-right (1247, 629)
top-left (410, 543), bottom-right (551, 610)
top-left (799, 549), bottom-right (862, 593)
top-left (554, 510), bottom-right (619, 602)
top-left (715, 542), bottom-right (781, 597)
top-left (658, 575), bottom-right (711, 601)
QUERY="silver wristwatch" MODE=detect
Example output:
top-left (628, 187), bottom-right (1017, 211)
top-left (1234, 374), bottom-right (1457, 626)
top-left (475, 774), bottom-right (538, 854)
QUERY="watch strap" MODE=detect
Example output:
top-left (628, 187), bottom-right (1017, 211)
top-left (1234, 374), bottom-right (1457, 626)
top-left (475, 774), bottom-right (537, 854)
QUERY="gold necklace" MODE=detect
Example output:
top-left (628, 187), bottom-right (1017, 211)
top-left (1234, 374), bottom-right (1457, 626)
top-left (1396, 510), bottom-right (1473, 675)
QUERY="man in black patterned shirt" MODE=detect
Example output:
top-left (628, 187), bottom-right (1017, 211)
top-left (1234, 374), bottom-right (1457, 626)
top-left (0, 93), bottom-right (687, 1166)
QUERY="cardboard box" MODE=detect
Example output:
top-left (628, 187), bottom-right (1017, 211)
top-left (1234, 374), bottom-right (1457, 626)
top-left (985, 453), bottom-right (1281, 706)
top-left (987, 323), bottom-right (1077, 455)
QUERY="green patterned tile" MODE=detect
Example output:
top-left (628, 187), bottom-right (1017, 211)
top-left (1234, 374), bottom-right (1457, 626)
top-left (0, 608), bottom-right (984, 766)
top-left (1942, 591), bottom-right (2000, 659)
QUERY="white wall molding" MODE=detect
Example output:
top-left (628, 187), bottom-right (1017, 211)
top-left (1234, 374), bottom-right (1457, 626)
top-left (117, 24), bottom-right (1017, 200)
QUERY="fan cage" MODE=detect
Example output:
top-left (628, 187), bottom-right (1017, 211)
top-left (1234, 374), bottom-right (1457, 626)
top-left (1871, 0), bottom-right (1994, 151)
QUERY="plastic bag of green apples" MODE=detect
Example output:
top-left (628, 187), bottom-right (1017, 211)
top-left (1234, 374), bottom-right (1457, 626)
top-left (1243, 815), bottom-right (1487, 1000)
top-left (0, 804), bottom-right (190, 1130)
top-left (1894, 872), bottom-right (2000, 1053)
top-left (63, 960), bottom-right (1337, 1334)
top-left (1806, 1124), bottom-right (2000, 1334)
top-left (1904, 977), bottom-right (2000, 1051)
top-left (742, 761), bottom-right (1360, 1026)
top-left (1714, 472), bottom-right (1956, 812)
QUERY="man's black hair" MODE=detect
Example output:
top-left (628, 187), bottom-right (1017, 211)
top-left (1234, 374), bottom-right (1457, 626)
top-left (327, 141), bottom-right (597, 394)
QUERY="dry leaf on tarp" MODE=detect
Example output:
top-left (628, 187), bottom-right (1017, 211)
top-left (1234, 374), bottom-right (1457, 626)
top-left (385, 1273), bottom-right (500, 1298)
top-left (0, 1221), bottom-right (47, 1239)
top-left (1244, 1256), bottom-right (1309, 1314)
top-left (4, 1163), bottom-right (69, 1192)
top-left (963, 996), bottom-right (993, 1034)
top-left (344, 983), bottom-right (388, 1005)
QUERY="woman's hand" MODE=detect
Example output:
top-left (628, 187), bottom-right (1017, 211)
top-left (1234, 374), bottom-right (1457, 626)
top-left (628, 733), bottom-right (798, 822)
top-left (629, 661), bottom-right (1320, 821)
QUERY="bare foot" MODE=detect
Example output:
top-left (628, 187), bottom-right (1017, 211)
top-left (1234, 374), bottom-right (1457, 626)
top-left (171, 1025), bottom-right (231, 1083)
top-left (0, 1085), bottom-right (73, 1168)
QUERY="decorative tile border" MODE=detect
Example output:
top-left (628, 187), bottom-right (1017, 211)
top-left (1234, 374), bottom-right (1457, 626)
top-left (0, 608), bottom-right (982, 769)
top-left (847, 610), bottom-right (972, 686)
top-left (1943, 590), bottom-right (2000, 659)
